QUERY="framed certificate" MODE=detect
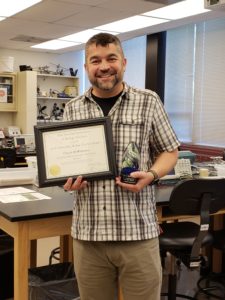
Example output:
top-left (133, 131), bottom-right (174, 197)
top-left (34, 117), bottom-right (117, 187)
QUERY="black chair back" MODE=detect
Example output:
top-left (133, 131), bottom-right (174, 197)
top-left (169, 178), bottom-right (225, 216)
top-left (165, 178), bottom-right (225, 267)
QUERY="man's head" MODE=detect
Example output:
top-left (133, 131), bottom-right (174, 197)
top-left (84, 33), bottom-right (127, 97)
top-left (85, 33), bottom-right (124, 61)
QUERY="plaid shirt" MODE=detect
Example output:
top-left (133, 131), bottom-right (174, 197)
top-left (63, 82), bottom-right (180, 241)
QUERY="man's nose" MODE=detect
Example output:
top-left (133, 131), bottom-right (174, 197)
top-left (99, 61), bottom-right (110, 70)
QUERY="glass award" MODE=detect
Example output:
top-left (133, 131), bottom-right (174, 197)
top-left (120, 142), bottom-right (140, 184)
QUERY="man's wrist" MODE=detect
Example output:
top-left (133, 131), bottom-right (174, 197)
top-left (148, 169), bottom-right (159, 185)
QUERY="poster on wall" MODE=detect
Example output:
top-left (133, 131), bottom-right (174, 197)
top-left (0, 87), bottom-right (7, 103)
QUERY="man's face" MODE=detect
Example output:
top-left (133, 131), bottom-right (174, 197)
top-left (85, 43), bottom-right (127, 97)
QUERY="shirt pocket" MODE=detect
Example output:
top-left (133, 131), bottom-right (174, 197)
top-left (117, 116), bottom-right (145, 147)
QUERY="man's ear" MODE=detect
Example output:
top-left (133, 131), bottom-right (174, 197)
top-left (123, 58), bottom-right (127, 71)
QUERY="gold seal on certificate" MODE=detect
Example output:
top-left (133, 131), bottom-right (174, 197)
top-left (34, 117), bottom-right (117, 187)
top-left (49, 165), bottom-right (61, 177)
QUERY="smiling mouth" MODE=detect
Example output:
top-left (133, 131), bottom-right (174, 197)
top-left (96, 72), bottom-right (116, 78)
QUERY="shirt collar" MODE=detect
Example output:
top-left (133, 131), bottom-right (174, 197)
top-left (84, 82), bottom-right (129, 102)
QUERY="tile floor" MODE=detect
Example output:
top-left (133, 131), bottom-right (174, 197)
top-left (161, 254), bottom-right (225, 300)
top-left (5, 238), bottom-right (225, 300)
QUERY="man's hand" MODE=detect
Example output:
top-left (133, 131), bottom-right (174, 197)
top-left (116, 171), bottom-right (154, 193)
top-left (63, 175), bottom-right (88, 191)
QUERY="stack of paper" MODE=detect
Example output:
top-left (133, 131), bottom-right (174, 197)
top-left (0, 187), bottom-right (51, 203)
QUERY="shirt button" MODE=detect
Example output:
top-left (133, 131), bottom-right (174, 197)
top-left (102, 185), bottom-right (105, 189)
top-left (103, 206), bottom-right (106, 210)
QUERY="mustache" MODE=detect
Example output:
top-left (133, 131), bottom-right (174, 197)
top-left (96, 70), bottom-right (117, 77)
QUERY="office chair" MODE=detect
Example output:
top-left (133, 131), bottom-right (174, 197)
top-left (196, 229), bottom-right (225, 299)
top-left (49, 246), bottom-right (60, 265)
top-left (159, 178), bottom-right (225, 300)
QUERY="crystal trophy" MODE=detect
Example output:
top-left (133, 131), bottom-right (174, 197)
top-left (120, 142), bottom-right (140, 184)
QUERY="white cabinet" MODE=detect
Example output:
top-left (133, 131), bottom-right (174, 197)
top-left (0, 73), bottom-right (17, 112)
top-left (15, 71), bottom-right (79, 134)
top-left (15, 71), bottom-right (37, 134)
top-left (37, 73), bottom-right (79, 121)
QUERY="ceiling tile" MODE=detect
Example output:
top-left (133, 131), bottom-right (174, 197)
top-left (58, 0), bottom-right (109, 4)
top-left (14, 0), bottom-right (89, 23)
top-left (0, 18), bottom-right (80, 40)
top-left (98, 0), bottom-right (164, 13)
top-left (54, 6), bottom-right (133, 28)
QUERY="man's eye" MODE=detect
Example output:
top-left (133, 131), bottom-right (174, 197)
top-left (108, 58), bottom-right (117, 62)
top-left (91, 60), bottom-right (100, 64)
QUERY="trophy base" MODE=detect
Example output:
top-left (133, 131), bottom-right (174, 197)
top-left (121, 174), bottom-right (137, 185)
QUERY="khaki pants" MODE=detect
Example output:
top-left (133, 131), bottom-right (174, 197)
top-left (73, 238), bottom-right (162, 300)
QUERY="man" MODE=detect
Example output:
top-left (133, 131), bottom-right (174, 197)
top-left (63, 33), bottom-right (180, 300)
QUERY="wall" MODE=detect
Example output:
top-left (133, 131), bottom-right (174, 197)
top-left (0, 48), bottom-right (84, 92)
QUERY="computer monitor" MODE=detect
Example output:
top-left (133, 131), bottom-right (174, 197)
top-left (14, 134), bottom-right (35, 153)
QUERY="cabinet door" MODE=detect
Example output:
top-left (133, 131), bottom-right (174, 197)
top-left (0, 73), bottom-right (17, 112)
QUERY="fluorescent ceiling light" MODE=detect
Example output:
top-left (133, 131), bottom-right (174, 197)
top-left (143, 0), bottom-right (209, 20)
top-left (0, 0), bottom-right (42, 17)
top-left (95, 15), bottom-right (170, 33)
top-left (60, 29), bottom-right (119, 43)
top-left (30, 0), bottom-right (209, 51)
top-left (32, 40), bottom-right (81, 50)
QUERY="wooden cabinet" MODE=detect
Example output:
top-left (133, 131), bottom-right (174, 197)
top-left (0, 73), bottom-right (17, 112)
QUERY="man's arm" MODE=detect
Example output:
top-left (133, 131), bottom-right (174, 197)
top-left (116, 148), bottom-right (179, 193)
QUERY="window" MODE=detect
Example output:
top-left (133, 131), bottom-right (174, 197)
top-left (164, 17), bottom-right (225, 147)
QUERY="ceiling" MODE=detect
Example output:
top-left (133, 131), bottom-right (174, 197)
top-left (0, 0), bottom-right (225, 54)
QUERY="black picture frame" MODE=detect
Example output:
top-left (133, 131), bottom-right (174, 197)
top-left (34, 117), bottom-right (117, 187)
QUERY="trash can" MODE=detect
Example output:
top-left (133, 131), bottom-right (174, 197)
top-left (29, 262), bottom-right (80, 300)
top-left (0, 231), bottom-right (14, 300)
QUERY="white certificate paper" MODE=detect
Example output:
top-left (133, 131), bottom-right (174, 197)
top-left (43, 125), bottom-right (109, 179)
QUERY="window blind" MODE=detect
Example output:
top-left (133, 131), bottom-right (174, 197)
top-left (164, 17), bottom-right (225, 147)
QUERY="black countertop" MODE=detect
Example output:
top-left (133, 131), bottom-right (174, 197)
top-left (0, 184), bottom-right (173, 222)
top-left (0, 185), bottom-right (74, 222)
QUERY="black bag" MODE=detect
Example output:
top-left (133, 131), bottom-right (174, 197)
top-left (29, 262), bottom-right (80, 300)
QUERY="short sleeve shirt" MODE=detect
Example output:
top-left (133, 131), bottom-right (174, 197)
top-left (63, 82), bottom-right (180, 241)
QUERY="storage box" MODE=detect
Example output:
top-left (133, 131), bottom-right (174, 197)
top-left (0, 56), bottom-right (14, 73)
top-left (64, 86), bottom-right (77, 97)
